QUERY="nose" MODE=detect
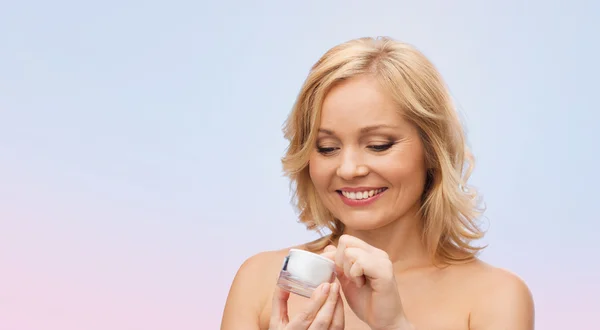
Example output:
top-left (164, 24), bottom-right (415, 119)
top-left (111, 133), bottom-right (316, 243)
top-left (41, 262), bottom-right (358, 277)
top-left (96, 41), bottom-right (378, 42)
top-left (336, 148), bottom-right (369, 180)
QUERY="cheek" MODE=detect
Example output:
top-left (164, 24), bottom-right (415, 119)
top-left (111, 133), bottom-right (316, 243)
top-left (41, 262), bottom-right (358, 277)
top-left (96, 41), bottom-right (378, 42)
top-left (308, 156), bottom-right (326, 189)
top-left (308, 156), bottom-right (338, 193)
top-left (378, 151), bottom-right (427, 187)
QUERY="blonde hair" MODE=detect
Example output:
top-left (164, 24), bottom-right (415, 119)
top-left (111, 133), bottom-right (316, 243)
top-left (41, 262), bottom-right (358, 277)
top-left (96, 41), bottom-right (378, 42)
top-left (281, 36), bottom-right (486, 264)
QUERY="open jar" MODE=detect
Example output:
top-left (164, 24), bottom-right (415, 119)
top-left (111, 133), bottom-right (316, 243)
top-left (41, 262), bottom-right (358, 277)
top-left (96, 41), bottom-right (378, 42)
top-left (276, 248), bottom-right (336, 298)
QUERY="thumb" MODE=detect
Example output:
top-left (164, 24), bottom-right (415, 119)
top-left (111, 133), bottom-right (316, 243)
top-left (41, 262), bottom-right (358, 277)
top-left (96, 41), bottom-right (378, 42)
top-left (269, 286), bottom-right (290, 327)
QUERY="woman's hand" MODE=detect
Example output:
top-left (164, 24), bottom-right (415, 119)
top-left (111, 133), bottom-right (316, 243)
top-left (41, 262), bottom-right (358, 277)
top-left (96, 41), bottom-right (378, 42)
top-left (269, 282), bottom-right (345, 330)
top-left (322, 234), bottom-right (412, 330)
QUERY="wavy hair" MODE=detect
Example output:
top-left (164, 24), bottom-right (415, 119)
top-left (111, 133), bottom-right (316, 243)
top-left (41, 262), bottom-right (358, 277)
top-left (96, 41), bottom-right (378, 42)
top-left (281, 37), bottom-right (486, 264)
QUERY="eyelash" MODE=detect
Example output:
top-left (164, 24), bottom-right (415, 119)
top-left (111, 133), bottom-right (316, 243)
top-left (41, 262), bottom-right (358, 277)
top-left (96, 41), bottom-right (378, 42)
top-left (317, 142), bottom-right (395, 155)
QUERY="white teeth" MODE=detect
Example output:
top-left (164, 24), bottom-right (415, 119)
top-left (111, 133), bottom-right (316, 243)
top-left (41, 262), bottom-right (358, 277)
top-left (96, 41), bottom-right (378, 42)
top-left (341, 188), bottom-right (385, 200)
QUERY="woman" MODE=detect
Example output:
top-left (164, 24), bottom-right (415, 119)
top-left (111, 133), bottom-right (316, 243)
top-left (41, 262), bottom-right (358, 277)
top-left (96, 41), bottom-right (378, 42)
top-left (221, 37), bottom-right (534, 330)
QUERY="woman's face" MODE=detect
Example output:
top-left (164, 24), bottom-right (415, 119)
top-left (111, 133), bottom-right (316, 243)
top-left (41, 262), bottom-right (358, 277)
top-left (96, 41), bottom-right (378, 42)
top-left (308, 75), bottom-right (427, 231)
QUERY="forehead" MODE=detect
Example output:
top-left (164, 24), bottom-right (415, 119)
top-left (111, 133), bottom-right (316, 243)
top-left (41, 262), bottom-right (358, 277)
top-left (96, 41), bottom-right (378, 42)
top-left (319, 75), bottom-right (405, 129)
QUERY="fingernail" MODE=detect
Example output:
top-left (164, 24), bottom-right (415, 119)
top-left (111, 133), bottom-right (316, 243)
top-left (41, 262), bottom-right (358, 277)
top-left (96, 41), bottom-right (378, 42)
top-left (322, 283), bottom-right (330, 294)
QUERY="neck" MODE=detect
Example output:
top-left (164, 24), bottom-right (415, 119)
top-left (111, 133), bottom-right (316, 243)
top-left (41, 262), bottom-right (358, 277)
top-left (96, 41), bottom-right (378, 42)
top-left (341, 208), bottom-right (431, 272)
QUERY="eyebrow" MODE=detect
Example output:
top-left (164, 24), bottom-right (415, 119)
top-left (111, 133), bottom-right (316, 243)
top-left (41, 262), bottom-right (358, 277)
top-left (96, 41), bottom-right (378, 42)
top-left (318, 124), bottom-right (399, 135)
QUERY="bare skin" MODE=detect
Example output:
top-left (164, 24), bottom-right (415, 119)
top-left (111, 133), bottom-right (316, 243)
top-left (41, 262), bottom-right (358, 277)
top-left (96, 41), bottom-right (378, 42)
top-left (221, 75), bottom-right (534, 329)
top-left (221, 243), bottom-right (534, 330)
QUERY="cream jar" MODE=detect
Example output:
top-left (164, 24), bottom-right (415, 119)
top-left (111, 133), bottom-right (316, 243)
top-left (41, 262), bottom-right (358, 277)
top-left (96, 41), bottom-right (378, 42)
top-left (277, 248), bottom-right (336, 298)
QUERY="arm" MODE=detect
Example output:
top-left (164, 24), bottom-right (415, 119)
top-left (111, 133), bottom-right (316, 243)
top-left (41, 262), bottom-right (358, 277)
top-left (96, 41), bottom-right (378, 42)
top-left (469, 269), bottom-right (535, 330)
top-left (220, 252), bottom-right (273, 330)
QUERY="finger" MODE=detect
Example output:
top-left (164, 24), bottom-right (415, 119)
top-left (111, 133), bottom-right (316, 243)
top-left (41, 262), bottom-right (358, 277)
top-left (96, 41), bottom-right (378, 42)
top-left (331, 242), bottom-right (352, 285)
top-left (348, 258), bottom-right (366, 287)
top-left (307, 282), bottom-right (340, 329)
top-left (334, 239), bottom-right (347, 270)
top-left (342, 247), bottom-right (366, 287)
top-left (338, 234), bottom-right (383, 255)
top-left (324, 245), bottom-right (336, 253)
top-left (269, 286), bottom-right (290, 327)
top-left (287, 283), bottom-right (331, 328)
top-left (344, 246), bottom-right (393, 282)
top-left (329, 290), bottom-right (345, 330)
top-left (320, 246), bottom-right (336, 262)
top-left (342, 256), bottom-right (353, 281)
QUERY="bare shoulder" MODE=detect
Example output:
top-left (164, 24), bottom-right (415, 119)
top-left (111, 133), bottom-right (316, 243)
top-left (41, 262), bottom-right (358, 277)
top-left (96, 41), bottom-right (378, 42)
top-left (466, 259), bottom-right (535, 330)
top-left (220, 244), bottom-right (306, 330)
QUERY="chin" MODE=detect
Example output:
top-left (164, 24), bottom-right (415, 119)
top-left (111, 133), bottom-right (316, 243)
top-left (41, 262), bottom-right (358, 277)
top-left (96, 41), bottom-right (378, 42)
top-left (336, 212), bottom-right (394, 231)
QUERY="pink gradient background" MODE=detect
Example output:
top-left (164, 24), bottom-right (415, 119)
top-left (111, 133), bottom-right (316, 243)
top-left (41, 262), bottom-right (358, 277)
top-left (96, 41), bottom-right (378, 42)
top-left (1, 0), bottom-right (598, 329)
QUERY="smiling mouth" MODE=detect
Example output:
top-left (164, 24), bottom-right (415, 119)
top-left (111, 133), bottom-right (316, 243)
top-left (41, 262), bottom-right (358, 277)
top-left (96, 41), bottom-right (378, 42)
top-left (336, 188), bottom-right (387, 200)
